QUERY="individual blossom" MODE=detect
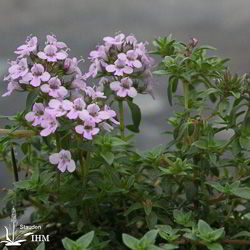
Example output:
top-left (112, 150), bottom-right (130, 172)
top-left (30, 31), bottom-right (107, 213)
top-left (103, 33), bottom-right (125, 47)
top-left (2, 81), bottom-right (22, 97)
top-left (46, 34), bottom-right (68, 49)
top-left (15, 36), bottom-right (38, 58)
top-left (110, 77), bottom-right (137, 98)
top-left (71, 73), bottom-right (87, 91)
top-left (49, 150), bottom-right (76, 173)
top-left (40, 112), bottom-right (59, 136)
top-left (75, 119), bottom-right (100, 140)
top-left (64, 57), bottom-right (83, 75)
top-left (84, 86), bottom-right (106, 100)
top-left (45, 99), bottom-right (68, 117)
top-left (81, 103), bottom-right (110, 124)
top-left (37, 44), bottom-right (68, 62)
top-left (25, 103), bottom-right (45, 126)
top-left (106, 58), bottom-right (133, 76)
top-left (89, 45), bottom-right (108, 61)
top-left (118, 50), bottom-right (142, 68)
top-left (6, 58), bottom-right (29, 80)
top-left (63, 98), bottom-right (89, 120)
top-left (40, 77), bottom-right (68, 98)
top-left (22, 63), bottom-right (50, 87)
top-left (104, 105), bottom-right (120, 125)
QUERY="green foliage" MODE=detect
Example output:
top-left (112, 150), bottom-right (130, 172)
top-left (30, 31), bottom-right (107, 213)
top-left (1, 35), bottom-right (250, 250)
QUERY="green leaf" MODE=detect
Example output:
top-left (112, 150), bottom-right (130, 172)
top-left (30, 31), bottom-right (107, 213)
top-left (101, 151), bottom-right (114, 165)
top-left (141, 230), bottom-right (159, 245)
top-left (198, 220), bottom-right (213, 235)
top-left (161, 244), bottom-right (179, 250)
top-left (110, 137), bottom-right (128, 147)
top-left (26, 88), bottom-right (40, 110)
top-left (122, 234), bottom-right (139, 249)
top-left (124, 202), bottom-right (143, 216)
top-left (36, 242), bottom-right (45, 250)
top-left (62, 237), bottom-right (78, 250)
top-left (232, 231), bottom-right (250, 239)
top-left (205, 181), bottom-right (225, 193)
top-left (231, 187), bottom-right (250, 200)
top-left (206, 243), bottom-right (223, 250)
top-left (126, 100), bottom-right (141, 133)
top-left (77, 231), bottom-right (94, 248)
top-left (153, 70), bottom-right (169, 75)
top-left (192, 139), bottom-right (208, 150)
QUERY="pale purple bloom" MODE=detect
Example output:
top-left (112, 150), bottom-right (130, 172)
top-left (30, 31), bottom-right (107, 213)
top-left (45, 99), bottom-right (68, 117)
top-left (25, 103), bottom-right (45, 126)
top-left (84, 86), bottom-right (106, 100)
top-left (63, 98), bottom-right (89, 120)
top-left (87, 59), bottom-right (102, 78)
top-left (37, 45), bottom-right (68, 62)
top-left (104, 105), bottom-right (120, 125)
top-left (64, 57), bottom-right (82, 75)
top-left (22, 64), bottom-right (50, 87)
top-left (118, 50), bottom-right (142, 68)
top-left (7, 58), bottom-right (29, 80)
top-left (15, 36), bottom-right (38, 58)
top-left (40, 77), bottom-right (68, 98)
top-left (106, 58), bottom-right (133, 76)
top-left (71, 74), bottom-right (87, 91)
top-left (110, 77), bottom-right (137, 98)
top-left (49, 150), bottom-right (76, 173)
top-left (75, 120), bottom-right (100, 140)
top-left (103, 33), bottom-right (125, 46)
top-left (40, 112), bottom-right (59, 136)
top-left (2, 81), bottom-right (22, 97)
top-left (99, 122), bottom-right (114, 132)
top-left (81, 103), bottom-right (110, 123)
top-left (89, 45), bottom-right (108, 61)
top-left (46, 35), bottom-right (68, 49)
top-left (125, 35), bottom-right (137, 46)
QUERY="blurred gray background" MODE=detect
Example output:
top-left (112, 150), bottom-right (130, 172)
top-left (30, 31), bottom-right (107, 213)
top-left (1, 0), bottom-right (250, 235)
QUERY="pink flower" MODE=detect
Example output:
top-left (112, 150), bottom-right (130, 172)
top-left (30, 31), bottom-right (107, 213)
top-left (40, 77), bottom-right (68, 98)
top-left (7, 58), bottom-right (29, 80)
top-left (87, 59), bottom-right (102, 78)
top-left (15, 36), bottom-right (38, 58)
top-left (104, 105), bottom-right (120, 125)
top-left (75, 120), bottom-right (100, 140)
top-left (110, 77), bottom-right (137, 98)
top-left (37, 45), bottom-right (68, 62)
top-left (106, 58), bottom-right (133, 76)
top-left (125, 35), bottom-right (137, 46)
top-left (49, 150), bottom-right (76, 173)
top-left (22, 64), bottom-right (50, 87)
top-left (64, 57), bottom-right (82, 75)
top-left (40, 112), bottom-right (59, 136)
top-left (46, 35), bottom-right (68, 49)
top-left (81, 103), bottom-right (110, 123)
top-left (2, 81), bottom-right (21, 97)
top-left (84, 86), bottom-right (106, 100)
top-left (89, 45), bottom-right (108, 61)
top-left (103, 33), bottom-right (125, 46)
top-left (63, 98), bottom-right (89, 120)
top-left (118, 50), bottom-right (142, 68)
top-left (71, 74), bottom-right (87, 91)
top-left (25, 103), bottom-right (45, 126)
top-left (45, 99), bottom-right (68, 117)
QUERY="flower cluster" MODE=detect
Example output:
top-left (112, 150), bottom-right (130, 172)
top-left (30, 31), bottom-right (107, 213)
top-left (3, 34), bottom-right (119, 140)
top-left (3, 35), bottom-right (120, 173)
top-left (87, 33), bottom-right (154, 99)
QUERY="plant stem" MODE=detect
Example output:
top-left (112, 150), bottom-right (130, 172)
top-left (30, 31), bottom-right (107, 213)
top-left (118, 100), bottom-right (125, 139)
top-left (183, 81), bottom-right (189, 110)
top-left (0, 129), bottom-right (35, 137)
top-left (84, 151), bottom-right (91, 185)
top-left (55, 133), bottom-right (61, 191)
